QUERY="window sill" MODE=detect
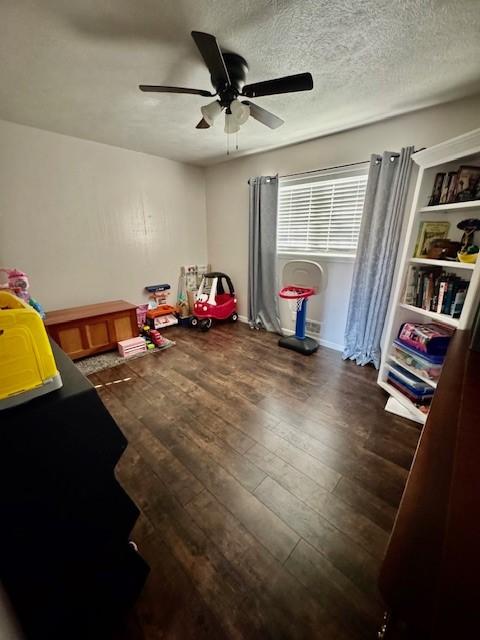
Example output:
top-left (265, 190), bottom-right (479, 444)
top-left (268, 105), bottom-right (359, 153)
top-left (277, 251), bottom-right (356, 264)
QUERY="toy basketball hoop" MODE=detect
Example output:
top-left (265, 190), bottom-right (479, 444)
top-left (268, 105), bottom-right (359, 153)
top-left (279, 285), bottom-right (315, 313)
top-left (278, 261), bottom-right (324, 355)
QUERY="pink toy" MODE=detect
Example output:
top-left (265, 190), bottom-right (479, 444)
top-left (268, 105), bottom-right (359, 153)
top-left (136, 304), bottom-right (149, 327)
top-left (0, 268), bottom-right (30, 302)
top-left (0, 268), bottom-right (45, 318)
top-left (118, 337), bottom-right (147, 358)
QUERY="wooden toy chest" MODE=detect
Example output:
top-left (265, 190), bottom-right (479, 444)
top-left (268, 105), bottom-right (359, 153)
top-left (45, 300), bottom-right (138, 360)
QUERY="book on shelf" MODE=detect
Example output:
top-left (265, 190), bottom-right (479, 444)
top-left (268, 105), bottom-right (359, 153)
top-left (403, 265), bottom-right (470, 317)
top-left (439, 172), bottom-right (457, 204)
top-left (451, 289), bottom-right (467, 318)
top-left (404, 264), bottom-right (418, 305)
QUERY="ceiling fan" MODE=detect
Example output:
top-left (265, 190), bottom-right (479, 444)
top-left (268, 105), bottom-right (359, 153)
top-left (139, 31), bottom-right (313, 133)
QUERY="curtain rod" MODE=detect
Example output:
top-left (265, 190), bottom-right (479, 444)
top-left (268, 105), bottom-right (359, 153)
top-left (280, 159), bottom-right (369, 179)
top-left (279, 147), bottom-right (426, 179)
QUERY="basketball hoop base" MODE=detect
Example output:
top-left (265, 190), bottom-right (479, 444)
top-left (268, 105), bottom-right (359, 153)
top-left (278, 335), bottom-right (319, 356)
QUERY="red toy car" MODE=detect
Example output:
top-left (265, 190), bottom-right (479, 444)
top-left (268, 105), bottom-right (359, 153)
top-left (192, 272), bottom-right (238, 331)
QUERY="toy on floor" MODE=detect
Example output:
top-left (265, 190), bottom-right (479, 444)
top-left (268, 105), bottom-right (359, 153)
top-left (118, 337), bottom-right (147, 358)
top-left (192, 272), bottom-right (238, 331)
top-left (144, 283), bottom-right (178, 329)
top-left (118, 325), bottom-right (172, 357)
top-left (278, 260), bottom-right (324, 355)
top-left (146, 308), bottom-right (178, 329)
top-left (136, 304), bottom-right (149, 327)
top-left (140, 325), bottom-right (170, 349)
top-left (0, 291), bottom-right (62, 409)
top-left (0, 268), bottom-right (45, 318)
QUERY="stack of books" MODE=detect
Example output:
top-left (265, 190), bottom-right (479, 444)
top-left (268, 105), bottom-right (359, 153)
top-left (404, 265), bottom-right (469, 318)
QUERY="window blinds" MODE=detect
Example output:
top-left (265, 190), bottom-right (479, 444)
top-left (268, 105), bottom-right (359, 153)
top-left (277, 173), bottom-right (368, 255)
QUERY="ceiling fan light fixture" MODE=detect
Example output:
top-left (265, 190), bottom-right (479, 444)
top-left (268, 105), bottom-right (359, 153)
top-left (224, 112), bottom-right (240, 134)
top-left (200, 100), bottom-right (222, 126)
top-left (139, 31), bottom-right (313, 138)
top-left (230, 99), bottom-right (250, 125)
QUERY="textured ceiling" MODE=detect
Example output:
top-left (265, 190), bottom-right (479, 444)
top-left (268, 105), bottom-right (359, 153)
top-left (1, 0), bottom-right (480, 166)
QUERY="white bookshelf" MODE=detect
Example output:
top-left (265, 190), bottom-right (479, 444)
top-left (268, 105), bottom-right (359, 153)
top-left (397, 303), bottom-right (460, 328)
top-left (418, 200), bottom-right (480, 214)
top-left (378, 128), bottom-right (480, 424)
top-left (408, 257), bottom-right (475, 271)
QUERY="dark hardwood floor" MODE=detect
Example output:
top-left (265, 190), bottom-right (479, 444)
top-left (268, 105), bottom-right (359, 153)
top-left (89, 322), bottom-right (421, 640)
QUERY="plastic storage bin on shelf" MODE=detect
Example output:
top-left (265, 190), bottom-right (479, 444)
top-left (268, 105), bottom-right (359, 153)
top-left (397, 322), bottom-right (453, 356)
top-left (391, 340), bottom-right (444, 381)
top-left (386, 362), bottom-right (435, 392)
top-left (386, 362), bottom-right (435, 407)
top-left (0, 292), bottom-right (62, 410)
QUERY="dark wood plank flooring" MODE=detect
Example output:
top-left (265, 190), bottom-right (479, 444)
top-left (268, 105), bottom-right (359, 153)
top-left (90, 322), bottom-right (421, 640)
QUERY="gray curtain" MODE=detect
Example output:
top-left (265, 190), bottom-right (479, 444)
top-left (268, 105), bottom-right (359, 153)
top-left (248, 175), bottom-right (282, 333)
top-left (343, 147), bottom-right (414, 368)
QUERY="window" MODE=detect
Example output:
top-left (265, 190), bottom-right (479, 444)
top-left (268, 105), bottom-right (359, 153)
top-left (277, 169), bottom-right (368, 256)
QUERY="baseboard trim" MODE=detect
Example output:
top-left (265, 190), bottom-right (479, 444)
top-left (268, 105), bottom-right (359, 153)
top-left (317, 338), bottom-right (344, 352)
top-left (237, 316), bottom-right (343, 352)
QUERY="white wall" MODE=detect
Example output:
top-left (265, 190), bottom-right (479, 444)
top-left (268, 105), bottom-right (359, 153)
top-left (0, 120), bottom-right (207, 311)
top-left (205, 94), bottom-right (480, 350)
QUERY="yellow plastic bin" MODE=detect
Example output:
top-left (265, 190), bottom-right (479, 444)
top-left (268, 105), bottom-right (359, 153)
top-left (0, 292), bottom-right (62, 410)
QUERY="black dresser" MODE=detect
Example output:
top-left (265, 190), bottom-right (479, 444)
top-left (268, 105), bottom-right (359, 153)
top-left (0, 342), bottom-right (148, 639)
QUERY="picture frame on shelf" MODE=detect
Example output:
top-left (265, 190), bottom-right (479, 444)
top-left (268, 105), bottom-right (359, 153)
top-left (446, 173), bottom-right (458, 203)
top-left (428, 172), bottom-right (445, 206)
top-left (439, 172), bottom-right (456, 204)
top-left (414, 221), bottom-right (450, 258)
top-left (454, 165), bottom-right (480, 202)
top-left (475, 178), bottom-right (480, 200)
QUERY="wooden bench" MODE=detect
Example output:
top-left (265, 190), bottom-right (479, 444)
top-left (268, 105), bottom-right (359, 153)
top-left (45, 300), bottom-right (138, 360)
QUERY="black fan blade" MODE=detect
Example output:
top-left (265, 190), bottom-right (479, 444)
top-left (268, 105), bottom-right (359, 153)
top-left (242, 72), bottom-right (313, 98)
top-left (191, 31), bottom-right (230, 87)
top-left (139, 85), bottom-right (214, 97)
top-left (243, 101), bottom-right (284, 129)
top-left (196, 118), bottom-right (210, 129)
